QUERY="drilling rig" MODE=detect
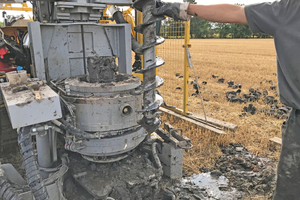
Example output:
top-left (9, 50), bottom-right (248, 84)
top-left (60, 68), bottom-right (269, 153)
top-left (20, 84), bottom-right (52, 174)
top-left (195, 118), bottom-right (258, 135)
top-left (0, 0), bottom-right (192, 199)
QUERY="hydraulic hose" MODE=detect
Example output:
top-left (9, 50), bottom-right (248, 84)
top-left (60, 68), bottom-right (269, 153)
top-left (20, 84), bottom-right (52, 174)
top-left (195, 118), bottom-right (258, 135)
top-left (18, 126), bottom-right (49, 200)
top-left (110, 6), bottom-right (142, 54)
top-left (0, 171), bottom-right (21, 200)
top-left (54, 119), bottom-right (98, 139)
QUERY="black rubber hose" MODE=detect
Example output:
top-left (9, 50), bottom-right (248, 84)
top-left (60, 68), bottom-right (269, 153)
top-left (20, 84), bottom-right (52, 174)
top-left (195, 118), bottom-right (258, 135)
top-left (0, 176), bottom-right (21, 200)
top-left (18, 126), bottom-right (49, 200)
top-left (112, 11), bottom-right (142, 54)
top-left (58, 119), bottom-right (97, 139)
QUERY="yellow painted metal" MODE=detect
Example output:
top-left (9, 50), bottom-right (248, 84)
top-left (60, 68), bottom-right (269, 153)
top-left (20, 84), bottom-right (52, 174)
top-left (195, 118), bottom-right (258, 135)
top-left (162, 105), bottom-right (189, 115)
top-left (136, 11), bottom-right (143, 45)
top-left (99, 20), bottom-right (115, 24)
top-left (99, 5), bottom-right (115, 24)
top-left (103, 5), bottom-right (111, 18)
top-left (122, 8), bottom-right (136, 36)
top-left (0, 3), bottom-right (32, 12)
top-left (183, 21), bottom-right (190, 114)
top-left (132, 11), bottom-right (143, 80)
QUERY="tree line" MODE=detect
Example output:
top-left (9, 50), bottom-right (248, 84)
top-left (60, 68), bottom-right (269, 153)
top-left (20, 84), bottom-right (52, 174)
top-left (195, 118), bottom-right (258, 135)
top-left (159, 2), bottom-right (272, 39)
top-left (191, 18), bottom-right (271, 39)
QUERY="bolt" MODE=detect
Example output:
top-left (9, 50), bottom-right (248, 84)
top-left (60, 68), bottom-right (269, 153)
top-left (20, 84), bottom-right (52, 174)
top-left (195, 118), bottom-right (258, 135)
top-left (146, 119), bottom-right (153, 124)
top-left (31, 127), bottom-right (37, 133)
top-left (73, 172), bottom-right (87, 178)
top-left (60, 7), bottom-right (65, 11)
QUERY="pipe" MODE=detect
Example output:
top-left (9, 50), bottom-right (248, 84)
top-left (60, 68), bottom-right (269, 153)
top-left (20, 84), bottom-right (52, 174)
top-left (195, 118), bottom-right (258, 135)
top-left (54, 119), bottom-right (98, 139)
top-left (50, 129), bottom-right (58, 163)
top-left (36, 131), bottom-right (52, 168)
top-left (110, 6), bottom-right (142, 54)
top-left (0, 168), bottom-right (21, 200)
top-left (18, 126), bottom-right (49, 200)
top-left (151, 142), bottom-right (163, 180)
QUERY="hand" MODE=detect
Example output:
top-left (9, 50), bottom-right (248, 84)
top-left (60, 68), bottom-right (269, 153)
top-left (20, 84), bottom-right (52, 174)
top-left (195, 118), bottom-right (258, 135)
top-left (152, 2), bottom-right (191, 21)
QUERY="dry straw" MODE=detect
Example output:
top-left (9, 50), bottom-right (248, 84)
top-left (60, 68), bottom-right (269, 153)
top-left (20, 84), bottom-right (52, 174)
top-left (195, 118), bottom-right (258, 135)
top-left (158, 39), bottom-right (282, 174)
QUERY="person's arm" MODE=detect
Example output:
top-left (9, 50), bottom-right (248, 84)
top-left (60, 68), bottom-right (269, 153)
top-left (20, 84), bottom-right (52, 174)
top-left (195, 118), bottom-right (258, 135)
top-left (153, 2), bottom-right (248, 24)
top-left (187, 4), bottom-right (247, 24)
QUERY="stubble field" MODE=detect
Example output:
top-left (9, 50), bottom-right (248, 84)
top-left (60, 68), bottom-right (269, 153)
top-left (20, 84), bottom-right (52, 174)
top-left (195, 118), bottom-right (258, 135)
top-left (157, 39), bottom-right (282, 174)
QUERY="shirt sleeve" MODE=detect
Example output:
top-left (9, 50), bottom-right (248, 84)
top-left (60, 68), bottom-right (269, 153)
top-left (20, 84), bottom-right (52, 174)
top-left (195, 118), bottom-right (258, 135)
top-left (244, 0), bottom-right (288, 36)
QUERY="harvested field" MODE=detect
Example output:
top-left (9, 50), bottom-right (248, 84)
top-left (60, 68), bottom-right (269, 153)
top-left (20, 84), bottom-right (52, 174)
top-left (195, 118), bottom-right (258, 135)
top-left (158, 39), bottom-right (282, 197)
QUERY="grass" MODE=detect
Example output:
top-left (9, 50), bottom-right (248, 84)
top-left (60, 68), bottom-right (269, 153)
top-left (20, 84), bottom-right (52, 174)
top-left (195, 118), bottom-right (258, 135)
top-left (157, 39), bottom-right (282, 174)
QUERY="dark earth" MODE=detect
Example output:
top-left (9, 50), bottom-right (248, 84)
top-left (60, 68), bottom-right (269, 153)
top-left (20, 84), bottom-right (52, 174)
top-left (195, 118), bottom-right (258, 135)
top-left (0, 142), bottom-right (277, 200)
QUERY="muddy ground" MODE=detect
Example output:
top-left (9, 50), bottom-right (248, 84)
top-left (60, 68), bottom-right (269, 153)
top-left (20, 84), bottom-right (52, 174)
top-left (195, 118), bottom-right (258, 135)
top-left (0, 141), bottom-right (277, 200)
top-left (162, 143), bottom-right (276, 200)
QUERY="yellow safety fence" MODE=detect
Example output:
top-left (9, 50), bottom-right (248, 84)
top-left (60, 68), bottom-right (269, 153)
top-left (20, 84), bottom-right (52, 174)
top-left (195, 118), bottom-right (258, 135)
top-left (157, 18), bottom-right (190, 114)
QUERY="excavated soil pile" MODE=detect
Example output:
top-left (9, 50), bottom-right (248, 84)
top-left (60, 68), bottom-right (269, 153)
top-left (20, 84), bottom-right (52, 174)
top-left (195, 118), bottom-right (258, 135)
top-left (213, 143), bottom-right (276, 199)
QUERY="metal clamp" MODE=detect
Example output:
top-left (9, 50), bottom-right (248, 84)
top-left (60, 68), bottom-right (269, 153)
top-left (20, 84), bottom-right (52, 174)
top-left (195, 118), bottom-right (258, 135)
top-left (169, 128), bottom-right (183, 137)
top-left (169, 128), bottom-right (192, 150)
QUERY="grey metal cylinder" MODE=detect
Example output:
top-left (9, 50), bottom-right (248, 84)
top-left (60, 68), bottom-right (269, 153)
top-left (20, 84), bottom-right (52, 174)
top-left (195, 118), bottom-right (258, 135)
top-left (36, 132), bottom-right (52, 168)
top-left (64, 74), bottom-right (143, 134)
top-left (63, 73), bottom-right (147, 161)
top-left (49, 129), bottom-right (58, 164)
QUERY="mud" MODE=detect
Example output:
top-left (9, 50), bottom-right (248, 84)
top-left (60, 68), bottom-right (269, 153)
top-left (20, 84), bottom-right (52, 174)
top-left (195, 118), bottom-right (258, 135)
top-left (87, 56), bottom-right (118, 83)
top-left (156, 143), bottom-right (276, 200)
top-left (206, 143), bottom-right (276, 199)
top-left (65, 74), bottom-right (141, 95)
top-left (63, 142), bottom-right (277, 200)
top-left (65, 150), bottom-right (165, 200)
top-left (0, 142), bottom-right (277, 200)
top-left (179, 173), bottom-right (243, 200)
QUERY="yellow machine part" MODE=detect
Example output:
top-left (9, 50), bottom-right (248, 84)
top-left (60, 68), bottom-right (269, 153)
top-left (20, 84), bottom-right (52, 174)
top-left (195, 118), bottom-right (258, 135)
top-left (99, 6), bottom-right (115, 24)
top-left (122, 8), bottom-right (135, 37)
top-left (0, 3), bottom-right (32, 12)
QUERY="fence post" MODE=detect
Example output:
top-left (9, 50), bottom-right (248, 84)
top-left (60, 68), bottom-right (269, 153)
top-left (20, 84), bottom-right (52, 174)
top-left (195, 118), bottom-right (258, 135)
top-left (183, 21), bottom-right (190, 114)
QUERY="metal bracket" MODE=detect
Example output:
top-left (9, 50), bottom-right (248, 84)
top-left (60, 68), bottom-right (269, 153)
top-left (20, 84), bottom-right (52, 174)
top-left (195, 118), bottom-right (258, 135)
top-left (155, 123), bottom-right (192, 150)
